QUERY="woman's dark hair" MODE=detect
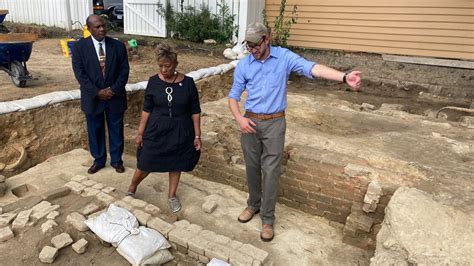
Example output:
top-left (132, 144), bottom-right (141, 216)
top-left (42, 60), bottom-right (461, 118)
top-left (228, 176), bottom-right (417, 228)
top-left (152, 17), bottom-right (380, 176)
top-left (155, 43), bottom-right (178, 64)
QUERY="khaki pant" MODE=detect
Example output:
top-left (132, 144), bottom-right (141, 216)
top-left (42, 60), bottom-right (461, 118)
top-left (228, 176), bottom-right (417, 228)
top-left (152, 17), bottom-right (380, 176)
top-left (241, 116), bottom-right (286, 225)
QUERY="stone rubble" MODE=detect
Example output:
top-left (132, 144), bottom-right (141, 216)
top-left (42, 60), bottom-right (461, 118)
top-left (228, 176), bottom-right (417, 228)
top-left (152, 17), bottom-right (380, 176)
top-left (46, 211), bottom-right (60, 220)
top-left (0, 226), bottom-right (14, 242)
top-left (39, 246), bottom-right (58, 263)
top-left (363, 181), bottom-right (382, 213)
top-left (66, 212), bottom-right (88, 232)
top-left (72, 238), bottom-right (88, 254)
top-left (0, 212), bottom-right (17, 227)
top-left (11, 209), bottom-right (32, 230)
top-left (41, 220), bottom-right (58, 234)
top-left (81, 203), bottom-right (100, 216)
top-left (64, 181), bottom-right (86, 194)
top-left (51, 232), bottom-right (73, 249)
top-left (202, 200), bottom-right (217, 214)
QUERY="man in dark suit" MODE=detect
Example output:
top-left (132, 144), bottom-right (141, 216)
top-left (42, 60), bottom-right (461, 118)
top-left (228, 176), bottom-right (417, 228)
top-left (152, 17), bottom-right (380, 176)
top-left (72, 14), bottom-right (129, 174)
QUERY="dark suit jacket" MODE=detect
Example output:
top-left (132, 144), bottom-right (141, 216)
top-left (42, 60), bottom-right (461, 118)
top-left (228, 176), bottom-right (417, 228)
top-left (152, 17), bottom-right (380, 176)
top-left (72, 36), bottom-right (129, 114)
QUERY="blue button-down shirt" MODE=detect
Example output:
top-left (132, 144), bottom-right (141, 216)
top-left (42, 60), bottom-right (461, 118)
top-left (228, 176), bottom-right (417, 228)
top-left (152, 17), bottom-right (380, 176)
top-left (229, 46), bottom-right (316, 114)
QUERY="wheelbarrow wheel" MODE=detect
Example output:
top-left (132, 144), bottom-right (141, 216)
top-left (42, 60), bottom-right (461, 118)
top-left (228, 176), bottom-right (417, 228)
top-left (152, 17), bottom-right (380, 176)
top-left (10, 61), bottom-right (27, 88)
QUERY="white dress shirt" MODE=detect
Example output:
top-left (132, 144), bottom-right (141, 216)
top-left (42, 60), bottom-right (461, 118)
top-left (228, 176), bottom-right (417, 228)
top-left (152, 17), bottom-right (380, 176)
top-left (91, 36), bottom-right (106, 61)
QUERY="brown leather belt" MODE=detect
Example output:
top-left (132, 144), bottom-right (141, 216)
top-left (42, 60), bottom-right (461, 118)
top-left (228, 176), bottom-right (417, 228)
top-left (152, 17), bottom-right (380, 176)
top-left (245, 111), bottom-right (285, 120)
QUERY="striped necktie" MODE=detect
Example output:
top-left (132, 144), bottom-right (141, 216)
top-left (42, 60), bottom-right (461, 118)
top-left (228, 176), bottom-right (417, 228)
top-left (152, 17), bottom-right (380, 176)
top-left (98, 42), bottom-right (106, 77)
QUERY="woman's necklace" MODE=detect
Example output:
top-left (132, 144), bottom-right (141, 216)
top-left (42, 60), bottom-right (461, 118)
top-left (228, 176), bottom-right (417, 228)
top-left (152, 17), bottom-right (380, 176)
top-left (164, 72), bottom-right (178, 118)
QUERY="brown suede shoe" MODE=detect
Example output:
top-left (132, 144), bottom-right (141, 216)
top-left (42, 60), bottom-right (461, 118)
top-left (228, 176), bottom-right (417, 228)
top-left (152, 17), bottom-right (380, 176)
top-left (260, 224), bottom-right (274, 242)
top-left (237, 207), bottom-right (260, 223)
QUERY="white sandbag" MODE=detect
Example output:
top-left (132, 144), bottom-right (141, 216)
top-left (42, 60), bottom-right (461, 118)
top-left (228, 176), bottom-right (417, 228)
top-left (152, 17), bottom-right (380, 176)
top-left (237, 53), bottom-right (248, 60)
top-left (217, 63), bottom-right (234, 73)
top-left (85, 204), bottom-right (139, 246)
top-left (32, 91), bottom-right (77, 105)
top-left (186, 71), bottom-right (203, 81)
top-left (207, 258), bottom-right (230, 266)
top-left (0, 102), bottom-right (21, 114)
top-left (208, 66), bottom-right (223, 75)
top-left (141, 248), bottom-right (174, 265)
top-left (9, 98), bottom-right (45, 111)
top-left (117, 226), bottom-right (171, 265)
top-left (196, 68), bottom-right (212, 78)
top-left (229, 60), bottom-right (239, 67)
top-left (231, 43), bottom-right (245, 54)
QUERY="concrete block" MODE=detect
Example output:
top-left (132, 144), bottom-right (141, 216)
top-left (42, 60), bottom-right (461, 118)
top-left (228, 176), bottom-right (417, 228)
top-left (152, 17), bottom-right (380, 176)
top-left (92, 183), bottom-right (105, 190)
top-left (238, 244), bottom-right (269, 264)
top-left (345, 212), bottom-right (374, 233)
top-left (198, 255), bottom-right (210, 264)
top-left (205, 242), bottom-right (232, 262)
top-left (39, 246), bottom-right (58, 263)
top-left (168, 227), bottom-right (199, 248)
top-left (41, 220), bottom-right (58, 234)
top-left (128, 198), bottom-right (147, 209)
top-left (0, 226), bottom-right (14, 242)
top-left (81, 188), bottom-right (100, 197)
top-left (102, 187), bottom-right (115, 194)
top-left (42, 187), bottom-right (70, 201)
top-left (31, 201), bottom-right (51, 213)
top-left (96, 192), bottom-right (115, 205)
top-left (0, 212), bottom-right (17, 227)
top-left (113, 200), bottom-right (134, 212)
top-left (66, 212), bottom-right (88, 232)
top-left (215, 234), bottom-right (231, 245)
top-left (188, 235), bottom-right (210, 255)
top-left (82, 180), bottom-right (97, 187)
top-left (46, 211), bottom-right (60, 220)
top-left (144, 204), bottom-right (161, 216)
top-left (71, 175), bottom-right (88, 183)
top-left (64, 181), bottom-right (86, 194)
top-left (147, 217), bottom-right (175, 238)
top-left (31, 204), bottom-right (60, 221)
top-left (229, 250), bottom-right (254, 266)
top-left (72, 238), bottom-right (88, 254)
top-left (81, 203), bottom-right (100, 216)
top-left (51, 232), bottom-right (73, 249)
top-left (202, 200), bottom-right (217, 214)
top-left (12, 209), bottom-right (32, 230)
top-left (133, 209), bottom-right (151, 226)
top-left (173, 219), bottom-right (190, 228)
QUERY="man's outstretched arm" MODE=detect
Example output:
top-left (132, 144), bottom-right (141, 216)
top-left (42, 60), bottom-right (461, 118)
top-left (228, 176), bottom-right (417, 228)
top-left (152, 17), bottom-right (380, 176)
top-left (311, 64), bottom-right (361, 91)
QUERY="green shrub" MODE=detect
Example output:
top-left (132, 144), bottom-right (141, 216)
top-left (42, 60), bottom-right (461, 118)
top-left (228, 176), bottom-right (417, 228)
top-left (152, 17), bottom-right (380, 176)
top-left (158, 0), bottom-right (236, 43)
top-left (263, 0), bottom-right (297, 47)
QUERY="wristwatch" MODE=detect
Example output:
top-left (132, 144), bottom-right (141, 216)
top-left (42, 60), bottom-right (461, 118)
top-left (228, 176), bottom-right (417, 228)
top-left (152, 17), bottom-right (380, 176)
top-left (342, 73), bottom-right (348, 83)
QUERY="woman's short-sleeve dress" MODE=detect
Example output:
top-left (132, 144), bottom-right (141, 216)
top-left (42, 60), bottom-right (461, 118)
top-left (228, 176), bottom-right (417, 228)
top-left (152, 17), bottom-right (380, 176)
top-left (137, 74), bottom-right (201, 172)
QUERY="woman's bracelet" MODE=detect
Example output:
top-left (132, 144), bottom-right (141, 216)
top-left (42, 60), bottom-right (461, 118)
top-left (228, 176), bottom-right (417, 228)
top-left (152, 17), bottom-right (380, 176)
top-left (195, 136), bottom-right (200, 139)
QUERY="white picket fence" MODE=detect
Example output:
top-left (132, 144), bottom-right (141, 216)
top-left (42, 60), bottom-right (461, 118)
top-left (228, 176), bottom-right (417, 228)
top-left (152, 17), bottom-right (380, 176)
top-left (0, 0), bottom-right (93, 30)
top-left (124, 0), bottom-right (264, 42)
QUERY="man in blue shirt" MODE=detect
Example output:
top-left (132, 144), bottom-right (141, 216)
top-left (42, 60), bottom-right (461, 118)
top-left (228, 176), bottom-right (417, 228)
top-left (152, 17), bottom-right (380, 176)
top-left (228, 22), bottom-right (361, 242)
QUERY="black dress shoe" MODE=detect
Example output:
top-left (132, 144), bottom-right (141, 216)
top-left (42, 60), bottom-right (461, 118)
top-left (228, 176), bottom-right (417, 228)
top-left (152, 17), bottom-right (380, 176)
top-left (112, 164), bottom-right (125, 173)
top-left (88, 163), bottom-right (104, 174)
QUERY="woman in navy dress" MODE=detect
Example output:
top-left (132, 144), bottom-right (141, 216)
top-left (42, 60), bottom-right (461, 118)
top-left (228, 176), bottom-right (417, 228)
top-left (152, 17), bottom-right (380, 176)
top-left (127, 43), bottom-right (201, 212)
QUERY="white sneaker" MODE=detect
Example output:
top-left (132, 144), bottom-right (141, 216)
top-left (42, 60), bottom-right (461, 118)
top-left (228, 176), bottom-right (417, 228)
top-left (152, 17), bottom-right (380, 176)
top-left (168, 197), bottom-right (181, 213)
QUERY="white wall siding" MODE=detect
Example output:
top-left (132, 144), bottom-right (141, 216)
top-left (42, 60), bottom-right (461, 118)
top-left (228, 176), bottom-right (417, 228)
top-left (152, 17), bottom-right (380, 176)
top-left (0, 0), bottom-right (92, 30)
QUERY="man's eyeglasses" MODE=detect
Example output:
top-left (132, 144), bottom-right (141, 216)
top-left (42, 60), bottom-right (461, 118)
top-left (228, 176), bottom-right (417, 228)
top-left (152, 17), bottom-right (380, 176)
top-left (246, 36), bottom-right (266, 52)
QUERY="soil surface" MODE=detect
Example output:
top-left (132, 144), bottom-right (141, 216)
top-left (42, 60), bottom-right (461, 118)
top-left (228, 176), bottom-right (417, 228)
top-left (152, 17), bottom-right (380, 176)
top-left (0, 37), bottom-right (229, 101)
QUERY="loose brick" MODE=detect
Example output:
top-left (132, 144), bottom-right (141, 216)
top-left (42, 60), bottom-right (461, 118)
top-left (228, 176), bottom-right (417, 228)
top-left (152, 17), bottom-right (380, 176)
top-left (0, 227), bottom-right (14, 242)
top-left (41, 220), bottom-right (58, 234)
top-left (202, 200), bottom-right (217, 214)
top-left (51, 232), bottom-right (73, 249)
top-left (42, 187), bottom-right (71, 201)
top-left (66, 212), bottom-right (88, 232)
top-left (128, 198), bottom-right (147, 209)
top-left (205, 242), bottom-right (232, 262)
top-left (81, 203), bottom-right (100, 216)
top-left (92, 183), bottom-right (105, 190)
top-left (113, 200), bottom-right (134, 212)
top-left (188, 235), bottom-right (209, 255)
top-left (81, 188), bottom-right (100, 197)
top-left (133, 209), bottom-right (151, 226)
top-left (39, 246), bottom-right (58, 263)
top-left (46, 211), bottom-right (60, 220)
top-left (147, 217), bottom-right (175, 238)
top-left (64, 181), bottom-right (86, 194)
top-left (173, 219), bottom-right (190, 228)
top-left (71, 175), bottom-right (88, 183)
top-left (82, 180), bottom-right (97, 187)
top-left (12, 209), bottom-right (32, 230)
top-left (72, 238), bottom-right (88, 254)
top-left (229, 250), bottom-right (254, 266)
top-left (168, 226), bottom-right (200, 248)
top-left (96, 192), bottom-right (115, 205)
top-left (0, 212), bottom-right (17, 227)
top-left (31, 204), bottom-right (60, 221)
top-left (144, 204), bottom-right (161, 216)
top-left (101, 186), bottom-right (116, 194)
top-left (238, 244), bottom-right (268, 264)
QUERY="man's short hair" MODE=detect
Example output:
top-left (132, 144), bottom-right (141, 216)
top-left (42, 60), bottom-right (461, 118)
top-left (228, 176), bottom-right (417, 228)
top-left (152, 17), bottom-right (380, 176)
top-left (244, 22), bottom-right (268, 44)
